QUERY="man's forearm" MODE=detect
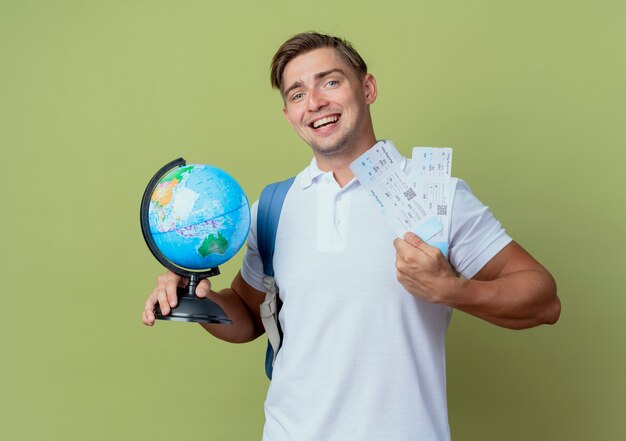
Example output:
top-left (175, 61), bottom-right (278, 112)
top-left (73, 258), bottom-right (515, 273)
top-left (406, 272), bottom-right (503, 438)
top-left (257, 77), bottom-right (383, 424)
top-left (199, 273), bottom-right (266, 343)
top-left (198, 288), bottom-right (260, 342)
top-left (442, 268), bottom-right (560, 329)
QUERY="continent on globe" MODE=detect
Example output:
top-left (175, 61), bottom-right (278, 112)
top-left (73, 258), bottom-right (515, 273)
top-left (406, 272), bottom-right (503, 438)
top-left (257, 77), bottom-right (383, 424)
top-left (198, 232), bottom-right (229, 257)
top-left (151, 165), bottom-right (194, 208)
top-left (152, 180), bottom-right (176, 208)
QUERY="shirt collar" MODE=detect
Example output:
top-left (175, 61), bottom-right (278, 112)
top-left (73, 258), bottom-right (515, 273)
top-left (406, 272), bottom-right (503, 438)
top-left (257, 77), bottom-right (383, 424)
top-left (299, 140), bottom-right (407, 190)
top-left (300, 157), bottom-right (327, 189)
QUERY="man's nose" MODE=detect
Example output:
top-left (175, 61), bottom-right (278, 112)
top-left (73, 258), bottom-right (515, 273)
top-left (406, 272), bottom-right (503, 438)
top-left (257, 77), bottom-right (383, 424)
top-left (307, 89), bottom-right (328, 112)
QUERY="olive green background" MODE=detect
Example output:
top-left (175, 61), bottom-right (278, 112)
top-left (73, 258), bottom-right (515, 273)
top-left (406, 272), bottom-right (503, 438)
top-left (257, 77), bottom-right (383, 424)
top-left (2, 0), bottom-right (624, 440)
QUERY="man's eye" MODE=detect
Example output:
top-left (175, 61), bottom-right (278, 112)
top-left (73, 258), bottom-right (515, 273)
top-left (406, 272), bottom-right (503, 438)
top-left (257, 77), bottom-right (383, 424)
top-left (326, 80), bottom-right (339, 87)
top-left (291, 93), bottom-right (304, 101)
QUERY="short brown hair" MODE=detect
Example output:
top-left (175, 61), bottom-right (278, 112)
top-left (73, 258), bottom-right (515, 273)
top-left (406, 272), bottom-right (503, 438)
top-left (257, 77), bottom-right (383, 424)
top-left (270, 32), bottom-right (368, 92)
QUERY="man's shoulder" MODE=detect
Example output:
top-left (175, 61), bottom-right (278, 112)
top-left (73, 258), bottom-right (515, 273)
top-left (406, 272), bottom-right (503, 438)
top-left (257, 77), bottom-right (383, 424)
top-left (263, 158), bottom-right (313, 187)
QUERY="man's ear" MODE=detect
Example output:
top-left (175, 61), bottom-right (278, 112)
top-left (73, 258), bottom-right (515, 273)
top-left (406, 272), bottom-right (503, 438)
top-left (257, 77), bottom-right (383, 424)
top-left (282, 105), bottom-right (295, 129)
top-left (363, 73), bottom-right (378, 105)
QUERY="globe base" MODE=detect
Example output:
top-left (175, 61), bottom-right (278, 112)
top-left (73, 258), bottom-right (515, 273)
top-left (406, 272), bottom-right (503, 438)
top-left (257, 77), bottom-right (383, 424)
top-left (155, 289), bottom-right (232, 324)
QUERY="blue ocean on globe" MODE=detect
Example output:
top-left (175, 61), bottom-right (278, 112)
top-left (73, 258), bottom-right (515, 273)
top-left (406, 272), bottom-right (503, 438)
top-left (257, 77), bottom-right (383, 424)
top-left (148, 164), bottom-right (250, 271)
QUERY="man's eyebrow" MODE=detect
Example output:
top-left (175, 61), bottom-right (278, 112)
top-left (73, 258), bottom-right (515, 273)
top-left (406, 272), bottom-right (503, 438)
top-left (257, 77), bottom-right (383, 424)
top-left (315, 68), bottom-right (346, 80)
top-left (283, 81), bottom-right (303, 99)
top-left (283, 68), bottom-right (347, 98)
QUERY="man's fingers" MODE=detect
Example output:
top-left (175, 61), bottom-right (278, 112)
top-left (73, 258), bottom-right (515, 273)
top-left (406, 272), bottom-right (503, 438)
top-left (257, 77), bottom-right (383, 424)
top-left (164, 276), bottom-right (179, 308)
top-left (178, 277), bottom-right (189, 288)
top-left (143, 270), bottom-right (191, 325)
top-left (404, 232), bottom-right (425, 248)
top-left (395, 253), bottom-right (409, 275)
top-left (143, 309), bottom-right (154, 326)
top-left (403, 232), bottom-right (442, 258)
top-left (394, 236), bottom-right (424, 259)
top-left (154, 276), bottom-right (174, 315)
top-left (143, 295), bottom-right (157, 325)
top-left (157, 271), bottom-right (183, 309)
top-left (393, 237), bottom-right (413, 254)
top-left (195, 279), bottom-right (212, 298)
top-left (143, 270), bottom-right (187, 326)
top-left (155, 284), bottom-right (171, 315)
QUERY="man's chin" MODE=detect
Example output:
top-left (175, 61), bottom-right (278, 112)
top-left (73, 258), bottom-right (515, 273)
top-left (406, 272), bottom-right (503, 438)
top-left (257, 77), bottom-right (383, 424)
top-left (308, 134), bottom-right (353, 157)
top-left (310, 142), bottom-right (347, 157)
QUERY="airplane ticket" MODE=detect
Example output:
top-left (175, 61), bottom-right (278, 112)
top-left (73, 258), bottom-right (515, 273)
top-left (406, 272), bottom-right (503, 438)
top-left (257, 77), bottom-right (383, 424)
top-left (410, 147), bottom-right (456, 256)
top-left (350, 141), bottom-right (442, 241)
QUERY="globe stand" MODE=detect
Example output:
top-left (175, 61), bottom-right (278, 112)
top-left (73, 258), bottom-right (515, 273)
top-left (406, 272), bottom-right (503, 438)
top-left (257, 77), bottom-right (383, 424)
top-left (154, 272), bottom-right (231, 324)
top-left (141, 158), bottom-right (231, 325)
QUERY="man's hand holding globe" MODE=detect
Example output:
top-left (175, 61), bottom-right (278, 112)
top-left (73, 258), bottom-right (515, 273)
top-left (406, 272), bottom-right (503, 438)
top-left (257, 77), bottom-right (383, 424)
top-left (142, 270), bottom-right (211, 325)
top-left (142, 268), bottom-right (267, 343)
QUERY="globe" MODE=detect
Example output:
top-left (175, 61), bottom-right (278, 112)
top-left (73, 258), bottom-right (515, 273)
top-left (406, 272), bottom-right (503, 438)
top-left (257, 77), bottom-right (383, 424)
top-left (146, 161), bottom-right (250, 272)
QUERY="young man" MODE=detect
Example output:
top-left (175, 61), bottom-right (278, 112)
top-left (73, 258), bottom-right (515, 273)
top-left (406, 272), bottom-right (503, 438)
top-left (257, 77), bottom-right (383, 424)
top-left (143, 32), bottom-right (560, 441)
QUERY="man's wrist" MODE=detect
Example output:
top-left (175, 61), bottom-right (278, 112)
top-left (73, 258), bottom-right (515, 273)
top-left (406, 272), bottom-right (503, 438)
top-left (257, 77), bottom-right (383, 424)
top-left (436, 274), bottom-right (470, 307)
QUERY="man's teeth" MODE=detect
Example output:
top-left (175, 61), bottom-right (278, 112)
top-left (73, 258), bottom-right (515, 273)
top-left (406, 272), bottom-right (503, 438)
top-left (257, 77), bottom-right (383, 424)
top-left (312, 115), bottom-right (339, 128)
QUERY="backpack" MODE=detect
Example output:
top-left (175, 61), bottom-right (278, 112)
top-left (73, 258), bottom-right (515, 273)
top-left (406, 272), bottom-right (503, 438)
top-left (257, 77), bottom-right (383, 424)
top-left (257, 177), bottom-right (295, 380)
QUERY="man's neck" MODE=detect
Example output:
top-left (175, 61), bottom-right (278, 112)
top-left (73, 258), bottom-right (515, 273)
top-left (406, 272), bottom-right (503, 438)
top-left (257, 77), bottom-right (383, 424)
top-left (314, 136), bottom-right (377, 188)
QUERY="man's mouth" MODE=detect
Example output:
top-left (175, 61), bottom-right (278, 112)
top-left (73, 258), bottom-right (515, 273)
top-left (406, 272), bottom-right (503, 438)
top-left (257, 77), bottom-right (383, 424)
top-left (310, 114), bottom-right (340, 129)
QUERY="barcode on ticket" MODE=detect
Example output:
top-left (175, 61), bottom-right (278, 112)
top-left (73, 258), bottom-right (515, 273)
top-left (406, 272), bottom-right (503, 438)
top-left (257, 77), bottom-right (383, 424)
top-left (403, 188), bottom-right (417, 201)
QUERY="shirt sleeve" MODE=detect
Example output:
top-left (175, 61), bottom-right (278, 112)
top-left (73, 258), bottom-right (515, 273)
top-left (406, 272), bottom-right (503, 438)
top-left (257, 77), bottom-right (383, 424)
top-left (448, 179), bottom-right (512, 279)
top-left (240, 200), bottom-right (267, 292)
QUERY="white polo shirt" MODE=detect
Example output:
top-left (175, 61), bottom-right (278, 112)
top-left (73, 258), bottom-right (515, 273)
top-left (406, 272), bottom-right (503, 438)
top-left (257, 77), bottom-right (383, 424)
top-left (241, 144), bottom-right (511, 441)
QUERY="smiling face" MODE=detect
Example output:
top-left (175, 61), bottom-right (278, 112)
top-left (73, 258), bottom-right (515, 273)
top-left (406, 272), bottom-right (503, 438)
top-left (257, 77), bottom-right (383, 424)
top-left (281, 47), bottom-right (377, 162)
